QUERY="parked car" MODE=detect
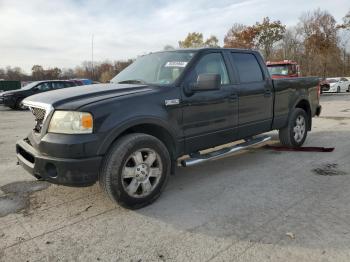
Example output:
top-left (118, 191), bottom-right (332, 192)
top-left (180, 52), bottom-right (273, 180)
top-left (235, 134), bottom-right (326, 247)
top-left (0, 80), bottom-right (77, 110)
top-left (71, 79), bottom-right (93, 85)
top-left (319, 78), bottom-right (330, 93)
top-left (346, 77), bottom-right (350, 91)
top-left (323, 77), bottom-right (350, 93)
top-left (16, 48), bottom-right (321, 209)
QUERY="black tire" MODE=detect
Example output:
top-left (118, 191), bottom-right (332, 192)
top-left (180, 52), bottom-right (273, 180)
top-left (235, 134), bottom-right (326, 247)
top-left (16, 99), bottom-right (28, 110)
top-left (337, 86), bottom-right (341, 93)
top-left (347, 86), bottom-right (350, 92)
top-left (279, 108), bottom-right (308, 148)
top-left (99, 133), bottom-right (171, 209)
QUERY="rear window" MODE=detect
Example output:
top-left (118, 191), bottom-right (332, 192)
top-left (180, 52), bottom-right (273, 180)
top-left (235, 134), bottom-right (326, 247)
top-left (328, 79), bottom-right (338, 83)
top-left (231, 53), bottom-right (263, 83)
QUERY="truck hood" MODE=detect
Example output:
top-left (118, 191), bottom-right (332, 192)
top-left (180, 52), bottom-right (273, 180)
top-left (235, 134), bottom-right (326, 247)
top-left (23, 83), bottom-right (153, 110)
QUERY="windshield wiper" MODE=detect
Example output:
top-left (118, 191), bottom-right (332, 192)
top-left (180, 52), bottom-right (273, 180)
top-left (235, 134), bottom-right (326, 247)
top-left (118, 79), bottom-right (147, 84)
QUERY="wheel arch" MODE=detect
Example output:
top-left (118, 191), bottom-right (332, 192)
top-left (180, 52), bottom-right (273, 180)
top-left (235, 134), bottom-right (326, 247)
top-left (98, 118), bottom-right (180, 163)
top-left (294, 99), bottom-right (312, 131)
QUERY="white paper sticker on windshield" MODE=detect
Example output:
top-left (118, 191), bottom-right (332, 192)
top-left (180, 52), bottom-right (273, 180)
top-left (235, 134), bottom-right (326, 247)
top-left (165, 61), bottom-right (188, 68)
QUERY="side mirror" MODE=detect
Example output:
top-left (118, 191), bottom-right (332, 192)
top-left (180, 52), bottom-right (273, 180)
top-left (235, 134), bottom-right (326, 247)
top-left (32, 87), bottom-right (39, 92)
top-left (192, 74), bottom-right (221, 91)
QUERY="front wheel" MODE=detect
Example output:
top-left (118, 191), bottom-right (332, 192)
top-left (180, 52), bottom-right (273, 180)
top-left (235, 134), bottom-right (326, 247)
top-left (279, 108), bottom-right (308, 148)
top-left (17, 99), bottom-right (28, 110)
top-left (99, 133), bottom-right (171, 209)
top-left (337, 86), bottom-right (341, 93)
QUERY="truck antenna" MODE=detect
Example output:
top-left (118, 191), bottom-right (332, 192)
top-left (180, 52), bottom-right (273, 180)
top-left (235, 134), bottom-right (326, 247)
top-left (91, 34), bottom-right (94, 80)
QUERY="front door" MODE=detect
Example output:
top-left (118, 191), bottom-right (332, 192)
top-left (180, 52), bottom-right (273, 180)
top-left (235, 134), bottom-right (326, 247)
top-left (181, 52), bottom-right (238, 153)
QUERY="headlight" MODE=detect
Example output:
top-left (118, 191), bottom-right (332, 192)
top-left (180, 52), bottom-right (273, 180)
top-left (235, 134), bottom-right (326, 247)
top-left (48, 111), bottom-right (93, 134)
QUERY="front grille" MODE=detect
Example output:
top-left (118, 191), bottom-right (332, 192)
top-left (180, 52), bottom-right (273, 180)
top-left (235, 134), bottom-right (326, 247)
top-left (29, 107), bottom-right (46, 133)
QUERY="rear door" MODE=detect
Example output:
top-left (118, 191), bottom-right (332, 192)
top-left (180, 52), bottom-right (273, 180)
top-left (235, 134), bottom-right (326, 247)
top-left (181, 51), bottom-right (238, 153)
top-left (229, 52), bottom-right (273, 138)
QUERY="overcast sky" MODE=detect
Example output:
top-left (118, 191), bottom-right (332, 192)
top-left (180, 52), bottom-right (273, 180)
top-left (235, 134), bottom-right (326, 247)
top-left (0, 0), bottom-right (348, 72)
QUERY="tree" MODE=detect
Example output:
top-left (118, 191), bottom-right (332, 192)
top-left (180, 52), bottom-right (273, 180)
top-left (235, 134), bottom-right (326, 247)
top-left (179, 32), bottom-right (220, 48)
top-left (254, 17), bottom-right (286, 59)
top-left (6, 67), bottom-right (25, 81)
top-left (224, 18), bottom-right (285, 58)
top-left (0, 68), bottom-right (6, 80)
top-left (113, 59), bottom-right (133, 74)
top-left (278, 27), bottom-right (303, 61)
top-left (224, 23), bottom-right (258, 48)
top-left (31, 65), bottom-right (44, 80)
top-left (338, 10), bottom-right (350, 29)
top-left (299, 9), bottom-right (340, 77)
top-left (204, 35), bottom-right (219, 47)
top-left (61, 68), bottom-right (75, 79)
top-left (45, 67), bottom-right (62, 79)
top-left (179, 32), bottom-right (204, 48)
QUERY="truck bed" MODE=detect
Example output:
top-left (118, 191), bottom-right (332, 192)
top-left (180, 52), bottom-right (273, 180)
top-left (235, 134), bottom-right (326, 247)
top-left (272, 77), bottom-right (320, 130)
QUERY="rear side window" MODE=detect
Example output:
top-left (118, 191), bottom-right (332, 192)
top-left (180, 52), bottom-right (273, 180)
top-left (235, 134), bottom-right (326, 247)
top-left (36, 82), bottom-right (51, 91)
top-left (51, 82), bottom-right (66, 89)
top-left (64, 82), bottom-right (75, 87)
top-left (231, 53), bottom-right (263, 83)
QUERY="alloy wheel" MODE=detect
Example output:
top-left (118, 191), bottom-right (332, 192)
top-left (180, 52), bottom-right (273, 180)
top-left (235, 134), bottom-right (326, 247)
top-left (121, 148), bottom-right (162, 198)
top-left (293, 115), bottom-right (306, 143)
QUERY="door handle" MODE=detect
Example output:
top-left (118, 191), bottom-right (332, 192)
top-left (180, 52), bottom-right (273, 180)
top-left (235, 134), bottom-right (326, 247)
top-left (264, 89), bottom-right (272, 97)
top-left (229, 94), bottom-right (238, 102)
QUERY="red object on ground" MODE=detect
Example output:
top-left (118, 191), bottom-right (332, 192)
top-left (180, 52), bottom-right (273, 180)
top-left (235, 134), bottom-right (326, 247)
top-left (264, 145), bottom-right (335, 152)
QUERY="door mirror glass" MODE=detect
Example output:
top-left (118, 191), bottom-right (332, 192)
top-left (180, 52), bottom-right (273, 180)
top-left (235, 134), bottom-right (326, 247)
top-left (192, 73), bottom-right (221, 91)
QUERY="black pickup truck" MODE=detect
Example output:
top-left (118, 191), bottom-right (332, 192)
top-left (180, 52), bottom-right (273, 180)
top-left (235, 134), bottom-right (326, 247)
top-left (16, 48), bottom-right (321, 209)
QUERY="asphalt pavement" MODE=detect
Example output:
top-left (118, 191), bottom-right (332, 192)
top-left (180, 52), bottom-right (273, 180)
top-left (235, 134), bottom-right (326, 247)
top-left (0, 93), bottom-right (350, 262)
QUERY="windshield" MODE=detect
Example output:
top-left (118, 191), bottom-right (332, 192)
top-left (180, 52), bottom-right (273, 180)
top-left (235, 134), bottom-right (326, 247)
top-left (21, 81), bottom-right (40, 90)
top-left (267, 65), bottom-right (295, 76)
top-left (327, 78), bottom-right (338, 83)
top-left (111, 51), bottom-right (196, 85)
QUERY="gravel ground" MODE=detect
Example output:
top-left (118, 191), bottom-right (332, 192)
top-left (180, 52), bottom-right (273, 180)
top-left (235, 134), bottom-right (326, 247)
top-left (0, 93), bottom-right (350, 262)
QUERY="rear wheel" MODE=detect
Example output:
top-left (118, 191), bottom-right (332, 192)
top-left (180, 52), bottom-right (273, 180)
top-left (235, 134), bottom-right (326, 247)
top-left (279, 108), bottom-right (308, 148)
top-left (347, 85), bottom-right (350, 92)
top-left (99, 133), bottom-right (170, 209)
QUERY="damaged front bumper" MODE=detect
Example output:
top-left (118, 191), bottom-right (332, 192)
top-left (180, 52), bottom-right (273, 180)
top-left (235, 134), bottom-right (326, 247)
top-left (16, 138), bottom-right (102, 187)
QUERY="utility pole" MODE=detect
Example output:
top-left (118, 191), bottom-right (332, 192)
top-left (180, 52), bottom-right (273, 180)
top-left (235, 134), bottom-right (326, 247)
top-left (91, 34), bottom-right (94, 81)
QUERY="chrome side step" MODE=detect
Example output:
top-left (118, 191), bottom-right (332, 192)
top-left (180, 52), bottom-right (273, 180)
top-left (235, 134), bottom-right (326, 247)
top-left (181, 136), bottom-right (271, 167)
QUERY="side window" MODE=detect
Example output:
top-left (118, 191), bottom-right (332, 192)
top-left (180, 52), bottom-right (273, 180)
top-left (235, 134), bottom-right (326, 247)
top-left (191, 53), bottom-right (230, 85)
top-left (36, 82), bottom-right (51, 91)
top-left (231, 53), bottom-right (263, 83)
top-left (52, 82), bottom-right (62, 89)
top-left (64, 82), bottom-right (75, 87)
top-left (52, 82), bottom-right (69, 89)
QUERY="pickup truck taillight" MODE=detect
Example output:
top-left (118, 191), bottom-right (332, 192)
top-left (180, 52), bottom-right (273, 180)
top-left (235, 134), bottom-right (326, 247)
top-left (317, 84), bottom-right (321, 100)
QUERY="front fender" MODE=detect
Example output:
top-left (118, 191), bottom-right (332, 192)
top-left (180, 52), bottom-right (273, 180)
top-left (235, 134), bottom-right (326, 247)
top-left (97, 116), bottom-right (180, 155)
